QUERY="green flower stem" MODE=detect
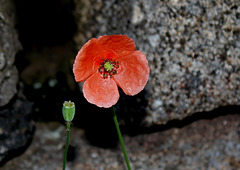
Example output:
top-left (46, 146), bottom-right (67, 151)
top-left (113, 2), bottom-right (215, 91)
top-left (62, 122), bottom-right (71, 170)
top-left (112, 106), bottom-right (131, 170)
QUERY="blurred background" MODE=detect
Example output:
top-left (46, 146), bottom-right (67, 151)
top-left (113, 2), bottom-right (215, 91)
top-left (0, 0), bottom-right (240, 169)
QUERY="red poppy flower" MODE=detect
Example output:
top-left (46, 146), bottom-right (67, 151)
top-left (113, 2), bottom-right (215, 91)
top-left (73, 35), bottom-right (150, 108)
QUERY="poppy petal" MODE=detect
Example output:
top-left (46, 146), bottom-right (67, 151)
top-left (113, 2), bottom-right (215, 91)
top-left (98, 35), bottom-right (136, 59)
top-left (114, 51), bottom-right (150, 96)
top-left (83, 72), bottom-right (119, 108)
top-left (73, 38), bottom-right (103, 82)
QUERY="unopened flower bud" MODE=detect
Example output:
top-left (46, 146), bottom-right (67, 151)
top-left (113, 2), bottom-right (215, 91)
top-left (62, 101), bottom-right (75, 122)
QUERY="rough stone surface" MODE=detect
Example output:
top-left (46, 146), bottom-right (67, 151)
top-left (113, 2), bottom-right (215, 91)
top-left (0, 0), bottom-right (21, 106)
top-left (0, 91), bottom-right (34, 166)
top-left (74, 0), bottom-right (240, 126)
top-left (1, 113), bottom-right (240, 169)
top-left (0, 0), bottom-right (34, 165)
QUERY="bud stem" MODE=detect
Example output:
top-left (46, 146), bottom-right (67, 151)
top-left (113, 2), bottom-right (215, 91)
top-left (62, 122), bottom-right (71, 170)
top-left (112, 106), bottom-right (131, 170)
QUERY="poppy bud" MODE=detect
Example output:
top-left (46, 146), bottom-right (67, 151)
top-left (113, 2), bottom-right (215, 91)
top-left (62, 101), bottom-right (75, 122)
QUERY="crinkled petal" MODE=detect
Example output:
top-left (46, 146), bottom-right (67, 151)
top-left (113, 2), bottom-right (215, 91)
top-left (83, 72), bottom-right (119, 108)
top-left (98, 35), bottom-right (136, 59)
top-left (73, 38), bottom-right (103, 82)
top-left (114, 51), bottom-right (150, 96)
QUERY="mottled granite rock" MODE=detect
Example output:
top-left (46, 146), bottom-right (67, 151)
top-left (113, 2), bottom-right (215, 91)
top-left (74, 0), bottom-right (240, 125)
top-left (0, 0), bottom-right (34, 165)
top-left (1, 114), bottom-right (240, 169)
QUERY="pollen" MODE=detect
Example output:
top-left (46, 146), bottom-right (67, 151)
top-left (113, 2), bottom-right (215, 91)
top-left (98, 58), bottom-right (119, 79)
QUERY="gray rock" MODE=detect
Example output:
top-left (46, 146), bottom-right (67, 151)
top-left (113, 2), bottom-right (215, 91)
top-left (0, 0), bottom-right (21, 106)
top-left (0, 92), bottom-right (34, 166)
top-left (1, 114), bottom-right (240, 169)
top-left (74, 0), bottom-right (240, 126)
top-left (0, 0), bottom-right (34, 165)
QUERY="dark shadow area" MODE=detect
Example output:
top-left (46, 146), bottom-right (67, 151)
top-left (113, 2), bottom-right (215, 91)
top-left (14, 0), bottom-right (76, 48)
top-left (13, 0), bottom-right (78, 122)
top-left (66, 145), bottom-right (76, 162)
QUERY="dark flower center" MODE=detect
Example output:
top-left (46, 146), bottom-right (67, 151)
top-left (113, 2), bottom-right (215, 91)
top-left (98, 58), bottom-right (119, 78)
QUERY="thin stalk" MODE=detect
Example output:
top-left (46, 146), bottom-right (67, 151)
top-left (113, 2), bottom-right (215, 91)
top-left (112, 106), bottom-right (131, 170)
top-left (63, 122), bottom-right (71, 170)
